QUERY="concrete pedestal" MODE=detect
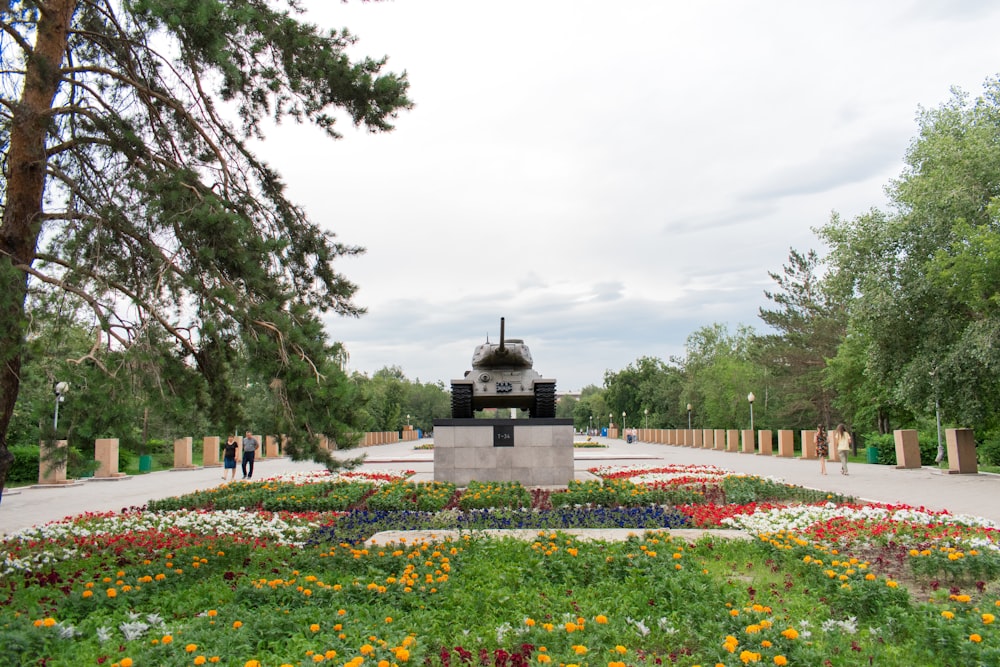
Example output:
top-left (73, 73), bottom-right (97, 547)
top-left (266, 435), bottom-right (279, 458)
top-left (740, 429), bottom-right (755, 454)
top-left (714, 429), bottom-right (725, 451)
top-left (801, 430), bottom-right (817, 459)
top-left (203, 436), bottom-right (221, 467)
top-left (726, 429), bottom-right (739, 452)
top-left (173, 437), bottom-right (195, 469)
top-left (95, 438), bottom-right (124, 477)
top-left (777, 430), bottom-right (794, 458)
top-left (38, 440), bottom-right (68, 484)
top-left (433, 418), bottom-right (573, 486)
top-left (945, 428), bottom-right (978, 474)
top-left (757, 430), bottom-right (773, 456)
top-left (893, 429), bottom-right (921, 469)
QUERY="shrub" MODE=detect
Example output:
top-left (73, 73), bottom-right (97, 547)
top-left (7, 445), bottom-right (40, 484)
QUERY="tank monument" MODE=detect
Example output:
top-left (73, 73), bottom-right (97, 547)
top-left (433, 318), bottom-right (574, 486)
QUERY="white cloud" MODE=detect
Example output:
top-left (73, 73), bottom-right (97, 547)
top-left (257, 0), bottom-right (1000, 392)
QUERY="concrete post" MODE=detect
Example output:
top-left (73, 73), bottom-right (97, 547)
top-left (173, 437), bottom-right (194, 469)
top-left (801, 430), bottom-right (816, 459)
top-left (38, 439), bottom-right (68, 484)
top-left (741, 429), bottom-right (755, 454)
top-left (777, 430), bottom-right (795, 458)
top-left (892, 429), bottom-right (921, 469)
top-left (726, 429), bottom-right (739, 452)
top-left (702, 429), bottom-right (714, 449)
top-left (945, 428), bottom-right (978, 474)
top-left (266, 435), bottom-right (279, 458)
top-left (757, 430), bottom-right (773, 456)
top-left (202, 436), bottom-right (220, 467)
top-left (692, 429), bottom-right (703, 448)
top-left (714, 429), bottom-right (726, 450)
top-left (95, 438), bottom-right (121, 477)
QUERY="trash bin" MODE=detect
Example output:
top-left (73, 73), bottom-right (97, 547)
top-left (139, 454), bottom-right (153, 472)
top-left (866, 447), bottom-right (879, 464)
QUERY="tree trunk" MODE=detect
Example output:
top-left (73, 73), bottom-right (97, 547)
top-left (0, 0), bottom-right (77, 501)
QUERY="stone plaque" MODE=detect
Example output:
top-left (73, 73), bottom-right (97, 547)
top-left (493, 425), bottom-right (514, 447)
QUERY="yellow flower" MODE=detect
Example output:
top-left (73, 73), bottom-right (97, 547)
top-left (186, 643), bottom-right (198, 652)
top-left (106, 588), bottom-right (117, 598)
top-left (310, 623), bottom-right (320, 632)
top-left (82, 590), bottom-right (93, 598)
top-left (537, 657), bottom-right (551, 664)
top-left (773, 656), bottom-right (788, 666)
top-left (195, 657), bottom-right (208, 666)
top-left (942, 611), bottom-right (955, 619)
top-left (162, 635), bottom-right (173, 644)
top-left (780, 628), bottom-right (799, 640)
top-left (245, 661), bottom-right (262, 667)
top-left (572, 645), bottom-right (588, 655)
top-left (970, 634), bottom-right (983, 643)
top-left (232, 621), bottom-right (243, 629)
top-left (614, 645), bottom-right (627, 654)
top-left (983, 613), bottom-right (996, 624)
top-left (120, 659), bottom-right (133, 667)
top-left (595, 615), bottom-right (608, 624)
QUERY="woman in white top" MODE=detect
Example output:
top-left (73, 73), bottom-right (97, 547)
top-left (832, 424), bottom-right (852, 475)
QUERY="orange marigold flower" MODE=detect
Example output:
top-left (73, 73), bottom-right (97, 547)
top-left (232, 621), bottom-right (243, 629)
top-left (773, 656), bottom-right (788, 666)
top-left (970, 634), bottom-right (983, 643)
top-left (186, 643), bottom-right (198, 653)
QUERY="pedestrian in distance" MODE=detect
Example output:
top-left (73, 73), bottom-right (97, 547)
top-left (222, 435), bottom-right (238, 482)
top-left (833, 423), bottom-right (853, 475)
top-left (241, 431), bottom-right (259, 479)
top-left (815, 424), bottom-right (829, 475)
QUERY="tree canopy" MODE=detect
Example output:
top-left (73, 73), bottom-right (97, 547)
top-left (0, 0), bottom-right (412, 494)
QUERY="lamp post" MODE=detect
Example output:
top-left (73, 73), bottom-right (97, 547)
top-left (406, 414), bottom-right (411, 427)
top-left (644, 408), bottom-right (648, 430)
top-left (609, 413), bottom-right (613, 430)
top-left (687, 403), bottom-right (692, 430)
top-left (53, 381), bottom-right (69, 431)
top-left (622, 411), bottom-right (626, 430)
top-left (589, 415), bottom-right (592, 434)
top-left (747, 392), bottom-right (755, 432)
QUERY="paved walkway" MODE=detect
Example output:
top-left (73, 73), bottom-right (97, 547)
top-left (2, 436), bottom-right (998, 537)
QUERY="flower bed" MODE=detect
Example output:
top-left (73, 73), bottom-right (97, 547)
top-left (2, 465), bottom-right (999, 666)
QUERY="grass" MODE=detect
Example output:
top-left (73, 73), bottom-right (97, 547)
top-left (2, 466), bottom-right (999, 666)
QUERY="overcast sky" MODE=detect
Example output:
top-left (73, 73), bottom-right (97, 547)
top-left (253, 1), bottom-right (1000, 392)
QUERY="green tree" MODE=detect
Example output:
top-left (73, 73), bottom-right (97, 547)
top-left (819, 78), bottom-right (1000, 432)
top-left (678, 324), bottom-right (762, 429)
top-left (0, 0), bottom-right (412, 495)
top-left (756, 248), bottom-right (845, 429)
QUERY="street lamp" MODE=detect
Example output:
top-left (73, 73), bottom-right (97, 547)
top-left (406, 414), bottom-right (411, 427)
top-left (609, 413), bottom-right (613, 429)
top-left (622, 411), bottom-right (626, 430)
top-left (589, 415), bottom-right (593, 434)
top-left (747, 392), bottom-right (755, 432)
top-left (644, 408), bottom-right (649, 430)
top-left (53, 381), bottom-right (69, 431)
top-left (687, 403), bottom-right (692, 430)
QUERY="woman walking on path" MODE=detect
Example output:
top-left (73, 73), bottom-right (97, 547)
top-left (815, 424), bottom-right (829, 475)
top-left (222, 435), bottom-right (238, 482)
top-left (833, 424), bottom-right (852, 475)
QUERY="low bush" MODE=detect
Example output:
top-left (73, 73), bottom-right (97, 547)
top-left (6, 445), bottom-right (40, 484)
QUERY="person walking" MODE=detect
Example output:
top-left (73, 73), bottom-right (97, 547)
top-left (241, 431), bottom-right (260, 479)
top-left (815, 424), bottom-right (829, 475)
top-left (833, 424), bottom-right (852, 475)
top-left (222, 435), bottom-right (239, 482)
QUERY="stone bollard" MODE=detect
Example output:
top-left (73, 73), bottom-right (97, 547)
top-left (203, 436), bottom-right (221, 467)
top-left (173, 437), bottom-right (195, 469)
top-left (726, 429), bottom-right (739, 452)
top-left (692, 429), bottom-right (703, 448)
top-left (714, 429), bottom-right (726, 451)
top-left (757, 430), bottom-right (773, 456)
top-left (38, 439), bottom-right (69, 484)
top-left (740, 429), bottom-right (755, 454)
top-left (945, 428), bottom-right (978, 474)
top-left (702, 429), bottom-right (714, 449)
top-left (893, 430), bottom-right (921, 469)
top-left (777, 430), bottom-right (795, 458)
top-left (266, 435), bottom-right (279, 458)
top-left (95, 438), bottom-right (122, 477)
top-left (801, 430), bottom-right (816, 459)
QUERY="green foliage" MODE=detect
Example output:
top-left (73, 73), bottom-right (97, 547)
top-left (6, 445), bottom-right (40, 484)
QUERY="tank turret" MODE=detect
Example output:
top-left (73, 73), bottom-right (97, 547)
top-left (451, 318), bottom-right (556, 418)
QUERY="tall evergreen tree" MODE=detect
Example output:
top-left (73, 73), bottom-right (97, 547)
top-left (0, 0), bottom-right (412, 496)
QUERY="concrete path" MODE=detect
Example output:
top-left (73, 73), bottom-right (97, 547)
top-left (2, 436), bottom-right (998, 537)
